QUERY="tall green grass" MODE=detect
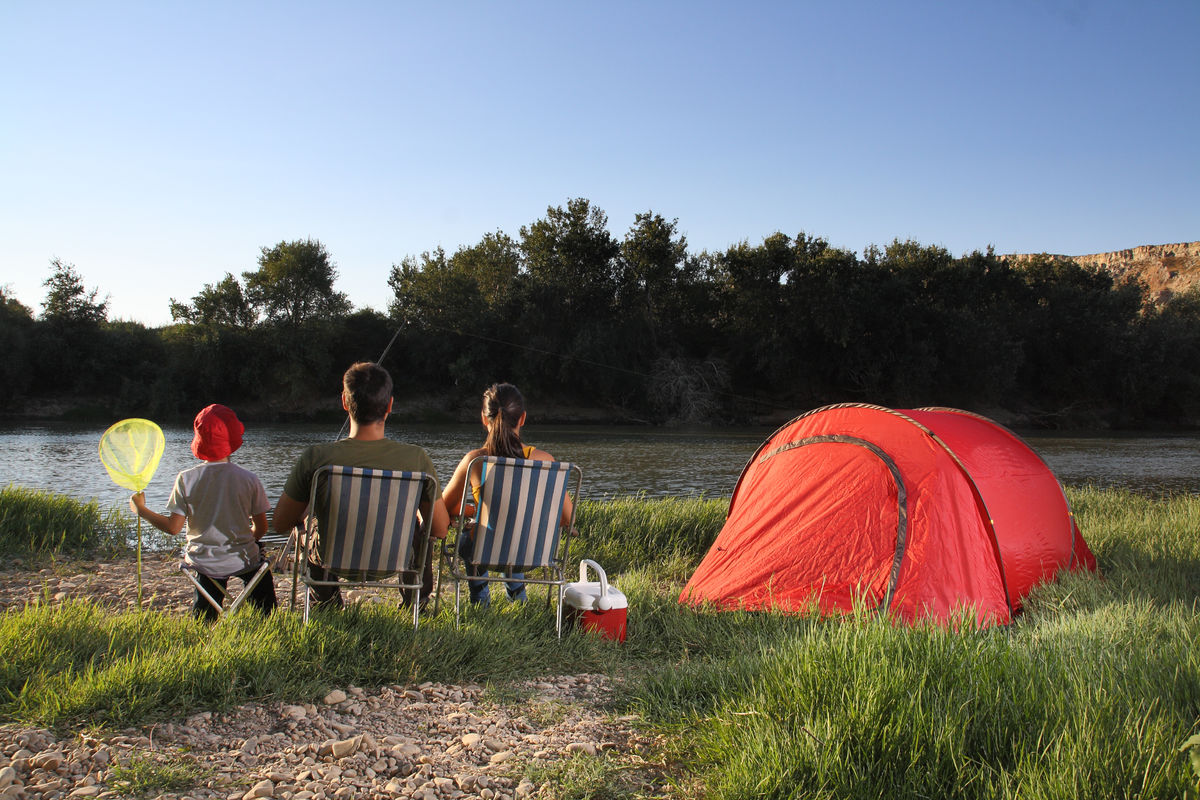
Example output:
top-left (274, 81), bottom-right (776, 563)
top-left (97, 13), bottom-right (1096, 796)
top-left (0, 484), bottom-right (134, 557)
top-left (1, 489), bottom-right (1197, 798)
top-left (610, 488), bottom-right (1200, 799)
top-left (574, 495), bottom-right (726, 579)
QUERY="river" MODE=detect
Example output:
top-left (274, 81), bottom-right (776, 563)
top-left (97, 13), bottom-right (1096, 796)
top-left (0, 422), bottom-right (1197, 509)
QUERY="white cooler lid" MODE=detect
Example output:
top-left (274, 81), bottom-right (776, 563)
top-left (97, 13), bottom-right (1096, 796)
top-left (563, 581), bottom-right (628, 611)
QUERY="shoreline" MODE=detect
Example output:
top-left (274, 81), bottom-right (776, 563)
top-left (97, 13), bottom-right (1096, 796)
top-left (3, 393), bottom-right (1198, 432)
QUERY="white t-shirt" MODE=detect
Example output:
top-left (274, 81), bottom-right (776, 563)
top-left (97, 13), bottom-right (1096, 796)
top-left (167, 461), bottom-right (270, 576)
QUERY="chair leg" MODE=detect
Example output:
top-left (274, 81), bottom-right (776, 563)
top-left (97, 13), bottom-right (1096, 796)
top-left (432, 543), bottom-right (445, 615)
top-left (290, 554), bottom-right (300, 611)
top-left (182, 567), bottom-right (227, 616)
top-left (227, 562), bottom-right (271, 615)
top-left (412, 587), bottom-right (420, 631)
top-left (555, 582), bottom-right (566, 638)
top-left (454, 579), bottom-right (462, 630)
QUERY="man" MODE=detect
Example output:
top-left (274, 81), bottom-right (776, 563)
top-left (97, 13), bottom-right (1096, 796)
top-left (274, 361), bottom-right (449, 608)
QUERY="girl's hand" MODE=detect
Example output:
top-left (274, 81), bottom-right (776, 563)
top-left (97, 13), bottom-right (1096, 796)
top-left (129, 492), bottom-right (146, 515)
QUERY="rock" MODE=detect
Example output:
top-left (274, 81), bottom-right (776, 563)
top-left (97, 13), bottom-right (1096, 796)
top-left (68, 787), bottom-right (103, 797)
top-left (31, 750), bottom-right (65, 770)
top-left (282, 705), bottom-right (307, 720)
top-left (488, 750), bottom-right (514, 764)
top-left (322, 690), bottom-right (347, 705)
top-left (461, 733), bottom-right (482, 748)
top-left (330, 736), bottom-right (360, 759)
top-left (565, 742), bottom-right (597, 756)
top-left (243, 779), bottom-right (275, 799)
top-left (391, 743), bottom-right (420, 759)
top-left (0, 768), bottom-right (15, 789)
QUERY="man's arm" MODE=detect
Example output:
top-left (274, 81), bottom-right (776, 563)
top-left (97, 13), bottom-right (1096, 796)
top-left (420, 497), bottom-right (450, 540)
top-left (273, 493), bottom-right (308, 534)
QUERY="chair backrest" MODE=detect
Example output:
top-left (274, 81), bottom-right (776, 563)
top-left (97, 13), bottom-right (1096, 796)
top-left (309, 465), bottom-right (432, 574)
top-left (471, 456), bottom-right (578, 570)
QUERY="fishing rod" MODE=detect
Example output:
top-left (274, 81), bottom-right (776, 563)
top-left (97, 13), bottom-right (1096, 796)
top-left (335, 324), bottom-right (404, 440)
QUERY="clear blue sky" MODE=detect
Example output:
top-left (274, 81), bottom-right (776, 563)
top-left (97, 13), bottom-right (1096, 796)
top-left (3, 1), bottom-right (1197, 326)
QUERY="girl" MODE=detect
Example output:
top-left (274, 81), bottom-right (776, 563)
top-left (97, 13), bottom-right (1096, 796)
top-left (441, 383), bottom-right (573, 606)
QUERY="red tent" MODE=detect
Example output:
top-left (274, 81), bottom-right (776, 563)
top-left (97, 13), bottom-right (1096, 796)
top-left (681, 404), bottom-right (1096, 626)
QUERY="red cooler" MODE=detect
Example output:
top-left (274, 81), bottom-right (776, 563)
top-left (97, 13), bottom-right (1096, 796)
top-left (563, 559), bottom-right (627, 642)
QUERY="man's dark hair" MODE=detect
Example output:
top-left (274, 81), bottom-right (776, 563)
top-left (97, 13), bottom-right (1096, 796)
top-left (343, 362), bottom-right (392, 424)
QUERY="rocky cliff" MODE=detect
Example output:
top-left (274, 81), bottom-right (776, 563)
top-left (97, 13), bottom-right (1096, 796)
top-left (1004, 241), bottom-right (1200, 305)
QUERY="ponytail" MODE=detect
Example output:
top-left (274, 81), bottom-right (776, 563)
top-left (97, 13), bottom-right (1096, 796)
top-left (482, 383), bottom-right (526, 458)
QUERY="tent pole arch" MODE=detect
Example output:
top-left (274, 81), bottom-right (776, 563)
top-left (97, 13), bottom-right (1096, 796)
top-left (759, 434), bottom-right (910, 615)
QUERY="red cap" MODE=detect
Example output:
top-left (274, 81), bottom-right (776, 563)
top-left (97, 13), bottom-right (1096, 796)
top-left (191, 404), bottom-right (244, 461)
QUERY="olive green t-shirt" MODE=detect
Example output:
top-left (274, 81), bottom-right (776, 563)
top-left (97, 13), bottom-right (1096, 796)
top-left (283, 438), bottom-right (440, 507)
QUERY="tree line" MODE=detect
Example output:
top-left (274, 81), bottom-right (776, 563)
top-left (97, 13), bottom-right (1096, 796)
top-left (3, 198), bottom-right (1199, 427)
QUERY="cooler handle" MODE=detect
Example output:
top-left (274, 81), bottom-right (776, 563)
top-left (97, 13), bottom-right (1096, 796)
top-left (578, 559), bottom-right (614, 611)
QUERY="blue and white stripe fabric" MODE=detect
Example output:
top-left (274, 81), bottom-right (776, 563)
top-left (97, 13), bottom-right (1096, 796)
top-left (316, 466), bottom-right (426, 574)
top-left (472, 457), bottom-right (572, 570)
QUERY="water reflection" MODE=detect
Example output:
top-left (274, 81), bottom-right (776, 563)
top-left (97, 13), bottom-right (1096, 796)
top-left (1022, 432), bottom-right (1200, 496)
top-left (0, 422), bottom-right (1196, 508)
top-left (0, 422), bottom-right (767, 508)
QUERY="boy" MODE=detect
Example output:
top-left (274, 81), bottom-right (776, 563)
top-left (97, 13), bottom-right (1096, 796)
top-left (130, 404), bottom-right (276, 620)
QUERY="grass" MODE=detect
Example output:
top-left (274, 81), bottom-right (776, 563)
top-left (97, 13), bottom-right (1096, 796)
top-left (108, 751), bottom-right (208, 797)
top-left (0, 489), bottom-right (1198, 798)
top-left (0, 484), bottom-right (136, 558)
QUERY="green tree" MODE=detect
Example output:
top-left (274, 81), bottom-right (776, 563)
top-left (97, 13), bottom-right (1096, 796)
top-left (519, 198), bottom-right (620, 324)
top-left (0, 286), bottom-right (34, 403)
top-left (243, 239), bottom-right (351, 326)
top-left (616, 212), bottom-right (689, 322)
top-left (40, 258), bottom-right (108, 323)
top-left (169, 273), bottom-right (256, 327)
top-left (1011, 253), bottom-right (1143, 421)
top-left (512, 199), bottom-right (622, 394)
top-left (387, 235), bottom-right (525, 390)
top-left (712, 233), bottom-right (796, 389)
top-left (1, 285), bottom-right (32, 320)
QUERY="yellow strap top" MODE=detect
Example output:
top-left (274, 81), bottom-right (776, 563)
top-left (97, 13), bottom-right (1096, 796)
top-left (472, 445), bottom-right (536, 504)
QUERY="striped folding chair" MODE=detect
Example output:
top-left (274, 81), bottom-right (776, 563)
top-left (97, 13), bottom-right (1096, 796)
top-left (297, 465), bottom-right (436, 628)
top-left (443, 456), bottom-right (582, 636)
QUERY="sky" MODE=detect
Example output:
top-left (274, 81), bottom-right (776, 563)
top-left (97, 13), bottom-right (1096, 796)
top-left (2, 1), bottom-right (1197, 326)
